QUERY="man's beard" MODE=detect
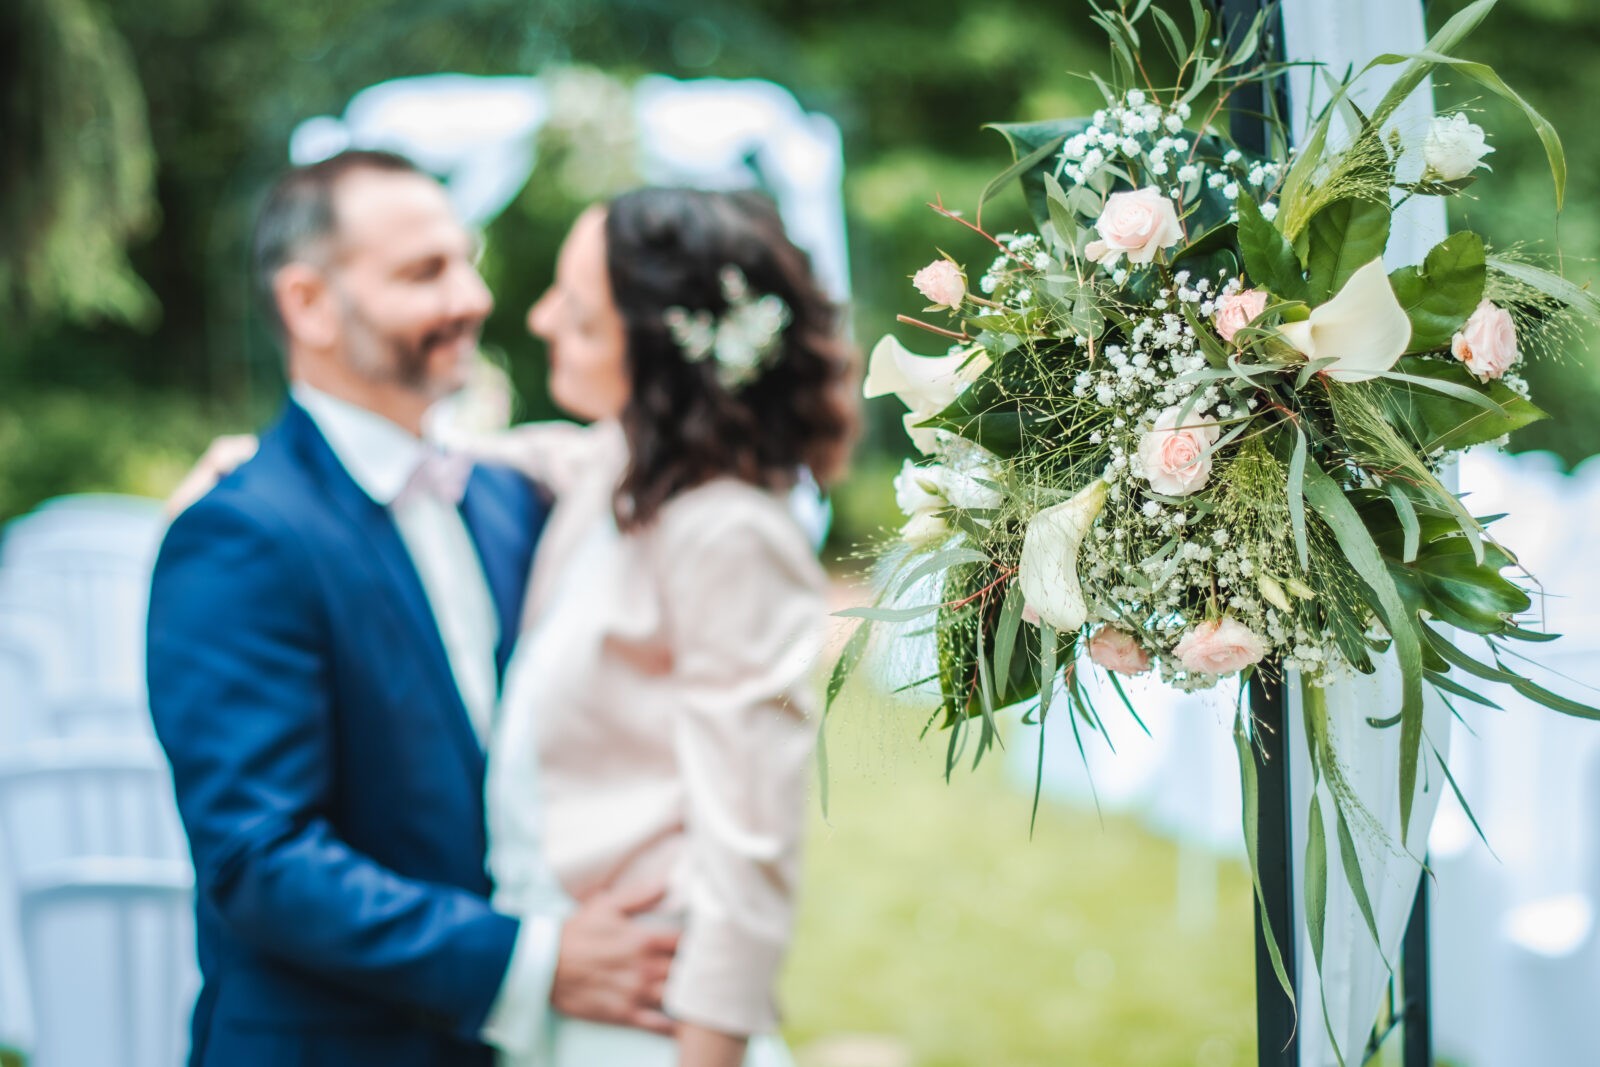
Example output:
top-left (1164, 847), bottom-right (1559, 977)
top-left (338, 295), bottom-right (480, 398)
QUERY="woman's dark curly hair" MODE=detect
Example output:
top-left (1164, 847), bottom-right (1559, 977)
top-left (604, 186), bottom-right (859, 529)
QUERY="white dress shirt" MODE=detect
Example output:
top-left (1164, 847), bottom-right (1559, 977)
top-left (292, 384), bottom-right (558, 1055)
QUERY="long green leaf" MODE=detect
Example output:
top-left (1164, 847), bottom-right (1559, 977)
top-left (977, 133), bottom-right (1068, 225)
top-left (1302, 462), bottom-right (1426, 845)
top-left (895, 547), bottom-right (992, 597)
top-left (1288, 425), bottom-right (1310, 571)
top-left (820, 619), bottom-right (873, 820)
top-left (1373, 50), bottom-right (1565, 209)
top-left (1488, 255), bottom-right (1600, 320)
top-left (837, 603), bottom-right (945, 623)
top-left (1366, 0), bottom-right (1498, 131)
top-left (992, 583), bottom-right (1026, 702)
top-left (1234, 712), bottom-right (1296, 1006)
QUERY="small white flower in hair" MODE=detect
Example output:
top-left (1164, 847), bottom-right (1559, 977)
top-left (663, 266), bottom-right (792, 389)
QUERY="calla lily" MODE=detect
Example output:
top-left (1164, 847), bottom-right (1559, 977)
top-left (1017, 478), bottom-right (1109, 633)
top-left (864, 334), bottom-right (990, 454)
top-left (1277, 258), bottom-right (1412, 383)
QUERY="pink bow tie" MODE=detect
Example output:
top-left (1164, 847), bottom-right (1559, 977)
top-left (401, 449), bottom-right (472, 506)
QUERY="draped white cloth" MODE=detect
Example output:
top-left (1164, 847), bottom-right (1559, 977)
top-left (289, 73), bottom-right (851, 301)
top-left (1279, 3), bottom-right (1450, 1063)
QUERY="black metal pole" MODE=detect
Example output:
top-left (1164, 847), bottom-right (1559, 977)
top-left (1218, 4), bottom-right (1295, 1066)
top-left (1401, 876), bottom-right (1432, 1067)
top-left (1247, 671), bottom-right (1298, 1067)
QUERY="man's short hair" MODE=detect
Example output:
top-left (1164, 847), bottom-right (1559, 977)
top-left (251, 149), bottom-right (426, 337)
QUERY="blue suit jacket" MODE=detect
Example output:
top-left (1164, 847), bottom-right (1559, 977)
top-left (147, 402), bottom-right (546, 1067)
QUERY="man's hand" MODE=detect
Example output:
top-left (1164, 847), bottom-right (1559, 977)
top-left (550, 883), bottom-right (679, 1035)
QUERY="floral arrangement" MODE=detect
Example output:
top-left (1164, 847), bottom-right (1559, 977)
top-left (834, 0), bottom-right (1598, 1035)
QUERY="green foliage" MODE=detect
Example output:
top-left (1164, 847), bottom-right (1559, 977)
top-left (0, 0), bottom-right (157, 328)
top-left (1370, 356), bottom-right (1546, 454)
top-left (1388, 232), bottom-right (1486, 352)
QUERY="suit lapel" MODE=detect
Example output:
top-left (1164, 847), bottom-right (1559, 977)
top-left (281, 403), bottom-right (487, 779)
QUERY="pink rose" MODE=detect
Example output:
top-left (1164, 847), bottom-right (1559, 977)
top-left (1174, 617), bottom-right (1267, 676)
top-left (1136, 406), bottom-right (1221, 496)
top-left (1085, 187), bottom-right (1184, 267)
top-left (1213, 288), bottom-right (1269, 344)
top-left (1088, 626), bottom-right (1151, 675)
top-left (913, 259), bottom-right (967, 310)
top-left (1451, 298), bottom-right (1519, 381)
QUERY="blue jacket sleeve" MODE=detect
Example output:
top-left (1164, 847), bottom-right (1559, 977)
top-left (146, 493), bottom-right (518, 1041)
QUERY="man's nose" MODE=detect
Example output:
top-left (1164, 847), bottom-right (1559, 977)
top-left (452, 262), bottom-right (494, 319)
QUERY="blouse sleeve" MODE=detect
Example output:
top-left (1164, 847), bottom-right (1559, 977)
top-left (653, 488), bottom-right (827, 1036)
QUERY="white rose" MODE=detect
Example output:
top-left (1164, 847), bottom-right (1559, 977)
top-left (1084, 187), bottom-right (1184, 268)
top-left (1422, 113), bottom-right (1494, 182)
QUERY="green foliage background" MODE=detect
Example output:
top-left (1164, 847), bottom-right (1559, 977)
top-left (1, 0), bottom-right (1595, 543)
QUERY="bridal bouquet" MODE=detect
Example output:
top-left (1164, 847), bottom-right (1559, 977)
top-left (835, 0), bottom-right (1597, 1026)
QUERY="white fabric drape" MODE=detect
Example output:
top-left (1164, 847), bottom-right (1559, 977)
top-left (1278, 3), bottom-right (1449, 1064)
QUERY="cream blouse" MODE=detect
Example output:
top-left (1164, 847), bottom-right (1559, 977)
top-left (481, 420), bottom-right (825, 1038)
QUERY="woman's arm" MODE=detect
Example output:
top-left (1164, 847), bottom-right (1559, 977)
top-left (655, 486), bottom-right (828, 1048)
top-left (677, 1022), bottom-right (749, 1067)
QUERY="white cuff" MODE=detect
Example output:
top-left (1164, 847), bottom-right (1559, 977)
top-left (480, 912), bottom-right (563, 1056)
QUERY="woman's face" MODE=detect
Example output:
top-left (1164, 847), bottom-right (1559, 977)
top-left (527, 206), bottom-right (631, 421)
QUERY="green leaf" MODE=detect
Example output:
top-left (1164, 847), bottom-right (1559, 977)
top-left (1042, 173), bottom-right (1080, 253)
top-left (1386, 481), bottom-right (1421, 563)
top-left (920, 345), bottom-right (1042, 458)
top-left (1237, 193), bottom-right (1307, 302)
top-left (1302, 462), bottom-right (1426, 845)
top-left (1234, 713), bottom-right (1296, 1006)
top-left (985, 119), bottom-right (1092, 232)
top-left (1424, 627), bottom-right (1600, 720)
top-left (1366, 0), bottom-right (1498, 132)
top-left (895, 547), bottom-right (992, 597)
top-left (1388, 232), bottom-right (1486, 352)
top-left (1426, 670), bottom-right (1503, 709)
top-left (836, 603), bottom-right (944, 623)
top-left (1334, 802), bottom-right (1387, 968)
top-left (1488, 256), bottom-right (1600, 322)
top-left (1386, 51), bottom-right (1566, 210)
top-left (1305, 792), bottom-right (1328, 975)
top-left (1305, 198), bottom-right (1391, 303)
top-left (1287, 424), bottom-right (1310, 572)
top-left (820, 619), bottom-right (873, 820)
top-left (992, 583), bottom-right (1026, 703)
top-left (1371, 356), bottom-right (1547, 454)
top-left (1412, 540), bottom-right (1530, 629)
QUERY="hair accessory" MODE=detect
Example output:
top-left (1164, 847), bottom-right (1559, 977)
top-left (663, 266), bottom-right (792, 389)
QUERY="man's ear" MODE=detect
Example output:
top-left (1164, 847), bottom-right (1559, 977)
top-left (273, 263), bottom-right (339, 349)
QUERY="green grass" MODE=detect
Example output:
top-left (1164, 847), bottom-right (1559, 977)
top-left (781, 688), bottom-right (1259, 1067)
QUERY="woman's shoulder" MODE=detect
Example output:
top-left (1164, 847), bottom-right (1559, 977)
top-left (650, 477), bottom-right (824, 585)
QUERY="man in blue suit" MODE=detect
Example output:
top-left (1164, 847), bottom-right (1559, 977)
top-left (147, 150), bottom-right (676, 1066)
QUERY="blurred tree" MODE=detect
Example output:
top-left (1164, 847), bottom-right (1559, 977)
top-left (2, 0), bottom-right (1597, 527)
top-left (0, 0), bottom-right (158, 330)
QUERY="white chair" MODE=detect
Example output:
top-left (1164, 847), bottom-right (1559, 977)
top-left (17, 858), bottom-right (194, 1067)
top-left (0, 495), bottom-right (164, 569)
top-left (0, 738), bottom-right (198, 1067)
